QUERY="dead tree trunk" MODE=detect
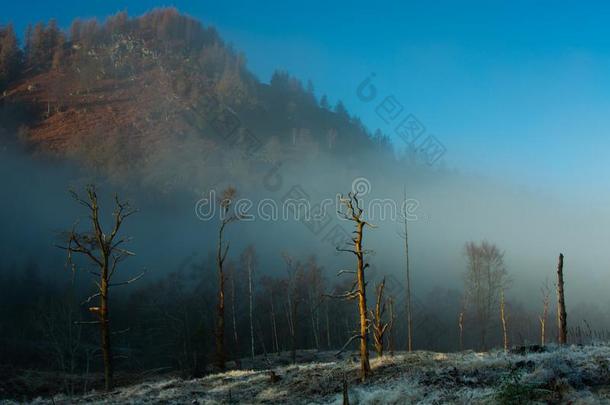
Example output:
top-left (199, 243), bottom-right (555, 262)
top-left (325, 300), bottom-right (332, 349)
top-left (334, 192), bottom-right (374, 382)
top-left (285, 294), bottom-right (299, 364)
top-left (388, 296), bottom-right (396, 356)
top-left (215, 187), bottom-right (240, 371)
top-left (229, 265), bottom-right (240, 367)
top-left (247, 252), bottom-right (255, 360)
top-left (215, 264), bottom-right (226, 370)
top-left (269, 291), bottom-right (280, 355)
top-left (556, 253), bottom-right (567, 345)
top-left (458, 311), bottom-right (464, 351)
top-left (99, 275), bottom-right (112, 390)
top-left (539, 281), bottom-right (550, 346)
top-left (342, 374), bottom-right (350, 405)
top-left (282, 254), bottom-right (302, 364)
top-left (309, 290), bottom-right (320, 350)
top-left (402, 186), bottom-right (413, 352)
top-left (370, 278), bottom-right (390, 357)
top-left (60, 185), bottom-right (141, 391)
top-left (500, 290), bottom-right (508, 352)
top-left (355, 222), bottom-right (370, 379)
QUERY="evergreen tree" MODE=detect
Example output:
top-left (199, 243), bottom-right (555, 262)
top-left (334, 100), bottom-right (349, 119)
top-left (29, 22), bottom-right (46, 69)
top-left (0, 24), bottom-right (22, 89)
top-left (320, 94), bottom-right (330, 109)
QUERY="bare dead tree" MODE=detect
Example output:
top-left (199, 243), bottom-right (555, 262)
top-left (282, 253), bottom-right (304, 364)
top-left (463, 241), bottom-right (509, 351)
top-left (36, 295), bottom-right (84, 396)
top-left (325, 299), bottom-right (332, 349)
top-left (214, 186), bottom-right (240, 371)
top-left (539, 280), bottom-right (551, 346)
top-left (254, 318), bottom-right (268, 363)
top-left (401, 185), bottom-right (414, 352)
top-left (58, 185), bottom-right (141, 391)
top-left (261, 275), bottom-right (281, 355)
top-left (305, 256), bottom-right (324, 351)
top-left (331, 191), bottom-right (375, 382)
top-left (500, 289), bottom-right (508, 352)
top-left (369, 277), bottom-right (392, 357)
top-left (458, 310), bottom-right (464, 351)
top-left (342, 373), bottom-right (350, 405)
top-left (556, 253), bottom-right (567, 345)
top-left (388, 296), bottom-right (396, 356)
top-left (242, 245), bottom-right (256, 361)
top-left (228, 262), bottom-right (240, 367)
top-left (270, 288), bottom-right (280, 355)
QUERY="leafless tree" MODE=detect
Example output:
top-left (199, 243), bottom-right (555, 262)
top-left (282, 254), bottom-right (304, 364)
top-left (370, 278), bottom-right (392, 357)
top-left (241, 245), bottom-right (257, 360)
top-left (305, 256), bottom-right (324, 351)
top-left (325, 298), bottom-right (332, 349)
top-left (58, 185), bottom-right (142, 391)
top-left (458, 310), bottom-right (464, 351)
top-left (214, 186), bottom-right (240, 370)
top-left (261, 275), bottom-right (281, 355)
top-left (227, 262), bottom-right (240, 367)
top-left (36, 295), bottom-right (83, 396)
top-left (400, 185), bottom-right (414, 352)
top-left (500, 289), bottom-right (508, 352)
top-left (388, 296), bottom-right (396, 356)
top-left (463, 241), bottom-right (509, 350)
top-left (556, 253), bottom-right (567, 345)
top-left (331, 191), bottom-right (375, 381)
top-left (539, 280), bottom-right (551, 346)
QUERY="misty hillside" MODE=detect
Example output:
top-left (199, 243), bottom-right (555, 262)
top-left (0, 8), bottom-right (403, 192)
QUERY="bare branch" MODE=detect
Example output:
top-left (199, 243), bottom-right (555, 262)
top-left (81, 292), bottom-right (101, 305)
top-left (109, 270), bottom-right (146, 287)
top-left (335, 334), bottom-right (362, 356)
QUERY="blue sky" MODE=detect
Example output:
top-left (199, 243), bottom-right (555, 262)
top-left (4, 1), bottom-right (610, 199)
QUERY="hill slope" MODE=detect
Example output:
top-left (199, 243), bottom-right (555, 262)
top-left (0, 9), bottom-right (395, 192)
top-left (21, 345), bottom-right (610, 404)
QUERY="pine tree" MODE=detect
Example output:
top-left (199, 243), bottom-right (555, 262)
top-left (52, 34), bottom-right (65, 71)
top-left (320, 94), bottom-right (330, 109)
top-left (24, 24), bottom-right (33, 64)
top-left (0, 24), bottom-right (22, 89)
top-left (70, 19), bottom-right (82, 43)
top-left (29, 23), bottom-right (46, 69)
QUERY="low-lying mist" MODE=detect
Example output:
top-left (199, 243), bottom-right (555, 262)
top-left (1, 139), bottom-right (608, 314)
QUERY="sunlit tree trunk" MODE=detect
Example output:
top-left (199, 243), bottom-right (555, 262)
top-left (539, 282), bottom-right (550, 346)
top-left (333, 192), bottom-right (374, 381)
top-left (500, 290), bottom-right (508, 352)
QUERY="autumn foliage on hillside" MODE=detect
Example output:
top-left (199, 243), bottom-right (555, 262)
top-left (0, 9), bottom-right (393, 191)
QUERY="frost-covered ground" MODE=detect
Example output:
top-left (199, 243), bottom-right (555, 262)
top-left (14, 345), bottom-right (610, 404)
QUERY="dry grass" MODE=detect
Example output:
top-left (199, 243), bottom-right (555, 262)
top-left (14, 344), bottom-right (610, 404)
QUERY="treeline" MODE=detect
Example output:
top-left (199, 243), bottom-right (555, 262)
top-left (1, 9), bottom-right (222, 83)
top-left (2, 245), bottom-right (607, 398)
